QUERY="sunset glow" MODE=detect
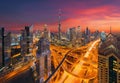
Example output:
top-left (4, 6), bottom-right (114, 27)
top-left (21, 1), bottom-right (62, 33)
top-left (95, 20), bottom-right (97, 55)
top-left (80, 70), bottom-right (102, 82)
top-left (0, 0), bottom-right (120, 32)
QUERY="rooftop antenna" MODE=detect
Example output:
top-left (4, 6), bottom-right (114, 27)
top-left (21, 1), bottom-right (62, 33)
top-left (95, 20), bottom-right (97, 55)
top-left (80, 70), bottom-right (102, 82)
top-left (58, 9), bottom-right (62, 40)
top-left (58, 9), bottom-right (61, 25)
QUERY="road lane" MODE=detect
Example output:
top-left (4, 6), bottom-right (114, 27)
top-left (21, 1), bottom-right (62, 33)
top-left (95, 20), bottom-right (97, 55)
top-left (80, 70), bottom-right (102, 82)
top-left (57, 39), bottom-right (100, 83)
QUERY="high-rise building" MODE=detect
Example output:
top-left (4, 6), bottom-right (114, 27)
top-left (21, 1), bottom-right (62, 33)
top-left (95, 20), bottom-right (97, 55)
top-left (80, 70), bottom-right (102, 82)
top-left (43, 24), bottom-right (50, 40)
top-left (0, 28), bottom-right (4, 68)
top-left (94, 30), bottom-right (100, 39)
top-left (98, 33), bottom-right (120, 83)
top-left (20, 29), bottom-right (27, 57)
top-left (11, 45), bottom-right (21, 65)
top-left (35, 30), bottom-right (41, 39)
top-left (58, 9), bottom-right (61, 40)
top-left (4, 32), bottom-right (11, 67)
top-left (36, 36), bottom-right (51, 82)
top-left (50, 32), bottom-right (55, 42)
top-left (100, 31), bottom-right (106, 42)
top-left (84, 27), bottom-right (91, 44)
top-left (0, 28), bottom-right (11, 68)
top-left (25, 26), bottom-right (33, 54)
top-left (76, 26), bottom-right (81, 39)
top-left (20, 26), bottom-right (33, 58)
top-left (76, 26), bottom-right (82, 44)
top-left (69, 27), bottom-right (76, 42)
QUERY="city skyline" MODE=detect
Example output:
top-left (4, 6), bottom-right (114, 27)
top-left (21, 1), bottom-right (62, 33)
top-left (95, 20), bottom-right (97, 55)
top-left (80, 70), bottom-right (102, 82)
top-left (0, 0), bottom-right (120, 32)
top-left (0, 1), bottom-right (120, 82)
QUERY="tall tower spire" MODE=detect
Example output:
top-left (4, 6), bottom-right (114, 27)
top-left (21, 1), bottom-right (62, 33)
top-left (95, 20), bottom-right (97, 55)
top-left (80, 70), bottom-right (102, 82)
top-left (58, 9), bottom-right (61, 40)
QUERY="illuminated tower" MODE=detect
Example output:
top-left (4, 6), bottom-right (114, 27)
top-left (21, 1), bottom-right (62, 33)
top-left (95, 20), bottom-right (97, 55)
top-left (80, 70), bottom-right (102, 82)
top-left (85, 27), bottom-right (90, 44)
top-left (0, 28), bottom-right (4, 67)
top-left (43, 24), bottom-right (50, 39)
top-left (76, 26), bottom-right (82, 40)
top-left (20, 25), bottom-right (33, 57)
top-left (69, 27), bottom-right (76, 42)
top-left (0, 28), bottom-right (11, 67)
top-left (58, 9), bottom-right (61, 40)
top-left (98, 33), bottom-right (120, 83)
top-left (36, 36), bottom-right (51, 82)
top-left (4, 32), bottom-right (11, 67)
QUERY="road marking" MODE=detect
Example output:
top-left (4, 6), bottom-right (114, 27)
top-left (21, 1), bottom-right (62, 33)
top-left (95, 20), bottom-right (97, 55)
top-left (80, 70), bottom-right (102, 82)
top-left (61, 40), bottom-right (100, 83)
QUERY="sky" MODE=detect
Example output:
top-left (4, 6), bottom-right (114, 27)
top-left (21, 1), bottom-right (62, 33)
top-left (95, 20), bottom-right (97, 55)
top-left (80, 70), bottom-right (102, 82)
top-left (0, 0), bottom-right (120, 33)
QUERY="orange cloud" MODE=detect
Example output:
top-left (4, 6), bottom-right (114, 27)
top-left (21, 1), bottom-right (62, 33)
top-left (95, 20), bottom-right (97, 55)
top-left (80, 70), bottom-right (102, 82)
top-left (57, 5), bottom-right (120, 32)
top-left (1, 5), bottom-right (120, 33)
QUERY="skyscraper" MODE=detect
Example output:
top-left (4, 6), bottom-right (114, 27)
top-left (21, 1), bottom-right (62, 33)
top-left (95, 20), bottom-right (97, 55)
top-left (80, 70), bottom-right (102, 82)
top-left (20, 29), bottom-right (27, 57)
top-left (76, 26), bottom-right (82, 44)
top-left (4, 32), bottom-right (11, 67)
top-left (84, 27), bottom-right (91, 44)
top-left (98, 33), bottom-right (120, 83)
top-left (0, 28), bottom-right (4, 68)
top-left (69, 27), bottom-right (76, 42)
top-left (43, 24), bottom-right (50, 40)
top-left (20, 26), bottom-right (33, 57)
top-left (0, 28), bottom-right (12, 68)
top-left (76, 26), bottom-right (81, 39)
top-left (100, 31), bottom-right (106, 42)
top-left (94, 30), bottom-right (100, 39)
top-left (25, 26), bottom-right (31, 54)
top-left (36, 36), bottom-right (51, 82)
top-left (58, 9), bottom-right (61, 40)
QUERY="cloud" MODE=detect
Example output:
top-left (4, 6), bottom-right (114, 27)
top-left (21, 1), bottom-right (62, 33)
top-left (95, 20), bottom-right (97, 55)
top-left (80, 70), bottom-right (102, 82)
top-left (0, 0), bottom-right (120, 32)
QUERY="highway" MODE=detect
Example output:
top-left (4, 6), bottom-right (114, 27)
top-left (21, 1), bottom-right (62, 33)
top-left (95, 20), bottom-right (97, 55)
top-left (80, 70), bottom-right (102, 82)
top-left (0, 39), bottom-right (100, 83)
top-left (43, 45), bottom-right (72, 83)
top-left (51, 39), bottom-right (100, 83)
top-left (0, 59), bottom-right (35, 83)
top-left (44, 49), bottom-right (73, 83)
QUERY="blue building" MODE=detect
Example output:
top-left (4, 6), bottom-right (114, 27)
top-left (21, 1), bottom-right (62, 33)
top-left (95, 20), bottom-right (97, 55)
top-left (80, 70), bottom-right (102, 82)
top-left (36, 37), bottom-right (51, 82)
top-left (0, 28), bottom-right (11, 68)
top-left (85, 27), bottom-right (91, 44)
top-left (0, 28), bottom-right (4, 68)
top-left (20, 26), bottom-right (33, 59)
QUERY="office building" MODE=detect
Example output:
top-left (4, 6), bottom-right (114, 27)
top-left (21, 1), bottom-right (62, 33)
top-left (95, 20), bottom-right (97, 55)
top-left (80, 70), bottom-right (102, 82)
top-left (43, 24), bottom-right (50, 40)
top-left (0, 28), bottom-right (11, 67)
top-left (36, 36), bottom-right (51, 82)
top-left (76, 26), bottom-right (82, 44)
top-left (76, 26), bottom-right (81, 39)
top-left (69, 27), bottom-right (76, 42)
top-left (0, 28), bottom-right (4, 68)
top-left (100, 31), bottom-right (106, 42)
top-left (98, 33), bottom-right (120, 83)
top-left (20, 26), bottom-right (33, 58)
top-left (35, 30), bottom-right (41, 39)
top-left (4, 32), bottom-right (11, 67)
top-left (84, 27), bottom-right (91, 44)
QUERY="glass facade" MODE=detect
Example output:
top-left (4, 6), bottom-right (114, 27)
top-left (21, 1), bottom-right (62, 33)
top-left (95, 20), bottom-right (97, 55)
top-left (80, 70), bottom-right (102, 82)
top-left (0, 28), bottom-right (3, 68)
top-left (109, 56), bottom-right (117, 83)
top-left (4, 32), bottom-right (11, 66)
top-left (20, 26), bottom-right (33, 56)
top-left (44, 55), bottom-right (48, 73)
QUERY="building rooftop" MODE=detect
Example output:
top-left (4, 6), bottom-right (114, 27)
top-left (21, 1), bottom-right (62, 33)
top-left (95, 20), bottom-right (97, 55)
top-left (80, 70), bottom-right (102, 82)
top-left (99, 33), bottom-right (120, 59)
